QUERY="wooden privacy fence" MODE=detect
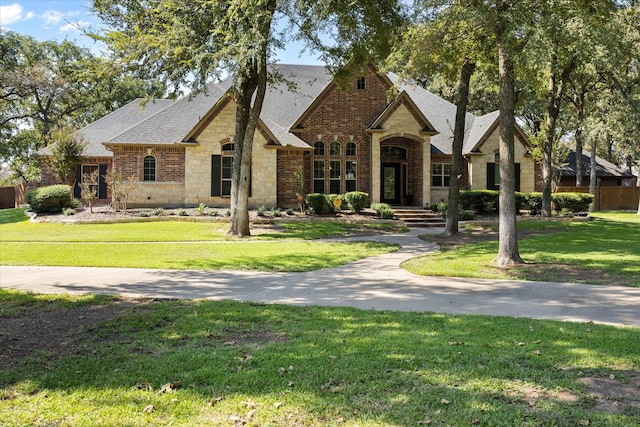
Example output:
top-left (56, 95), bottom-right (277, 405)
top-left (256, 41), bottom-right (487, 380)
top-left (556, 186), bottom-right (640, 211)
top-left (0, 184), bottom-right (26, 209)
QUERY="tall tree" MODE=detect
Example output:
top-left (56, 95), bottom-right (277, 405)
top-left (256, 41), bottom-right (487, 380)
top-left (0, 31), bottom-right (164, 183)
top-left (386, 1), bottom-right (486, 235)
top-left (93, 0), bottom-right (405, 237)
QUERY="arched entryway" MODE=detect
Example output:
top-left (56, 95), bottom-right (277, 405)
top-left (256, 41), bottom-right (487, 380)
top-left (379, 137), bottom-right (424, 206)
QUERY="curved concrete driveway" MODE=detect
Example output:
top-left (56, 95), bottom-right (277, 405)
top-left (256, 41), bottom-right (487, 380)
top-left (2, 228), bottom-right (639, 328)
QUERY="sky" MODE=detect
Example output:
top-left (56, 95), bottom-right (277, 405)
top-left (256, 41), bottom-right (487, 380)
top-left (0, 0), bottom-right (322, 64)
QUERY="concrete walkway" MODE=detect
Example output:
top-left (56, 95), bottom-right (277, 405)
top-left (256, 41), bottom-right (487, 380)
top-left (2, 229), bottom-right (639, 328)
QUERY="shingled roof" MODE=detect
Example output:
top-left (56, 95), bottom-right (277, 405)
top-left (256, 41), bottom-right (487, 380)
top-left (561, 150), bottom-right (635, 178)
top-left (38, 64), bottom-right (512, 156)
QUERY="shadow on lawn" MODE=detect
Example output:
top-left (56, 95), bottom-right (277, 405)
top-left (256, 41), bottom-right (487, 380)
top-left (1, 298), bottom-right (639, 425)
top-left (0, 208), bottom-right (29, 225)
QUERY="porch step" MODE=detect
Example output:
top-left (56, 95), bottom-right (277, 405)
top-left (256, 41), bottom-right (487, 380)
top-left (393, 208), bottom-right (446, 228)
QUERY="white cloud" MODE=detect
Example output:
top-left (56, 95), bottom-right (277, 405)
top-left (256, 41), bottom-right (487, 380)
top-left (0, 3), bottom-right (23, 26)
top-left (60, 21), bottom-right (90, 33)
top-left (41, 10), bottom-right (64, 26)
top-left (24, 11), bottom-right (34, 20)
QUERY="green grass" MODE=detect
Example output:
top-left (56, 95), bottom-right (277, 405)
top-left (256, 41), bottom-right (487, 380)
top-left (0, 208), bottom-right (399, 271)
top-left (404, 212), bottom-right (640, 287)
top-left (1, 294), bottom-right (639, 426)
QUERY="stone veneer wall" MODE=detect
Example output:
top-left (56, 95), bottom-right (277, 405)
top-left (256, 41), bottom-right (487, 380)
top-left (467, 131), bottom-right (536, 193)
top-left (184, 101), bottom-right (277, 207)
top-left (370, 102), bottom-right (430, 206)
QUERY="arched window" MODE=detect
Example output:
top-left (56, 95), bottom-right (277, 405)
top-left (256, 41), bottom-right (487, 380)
top-left (346, 142), bottom-right (356, 157)
top-left (143, 155), bottom-right (156, 181)
top-left (314, 141), bottom-right (324, 156)
top-left (330, 142), bottom-right (341, 156)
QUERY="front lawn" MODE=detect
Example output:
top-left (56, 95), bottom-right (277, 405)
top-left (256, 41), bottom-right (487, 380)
top-left (403, 212), bottom-right (640, 287)
top-left (0, 209), bottom-right (400, 272)
top-left (1, 293), bottom-right (639, 426)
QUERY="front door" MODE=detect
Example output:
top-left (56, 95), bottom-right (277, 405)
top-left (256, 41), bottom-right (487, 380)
top-left (381, 163), bottom-right (401, 205)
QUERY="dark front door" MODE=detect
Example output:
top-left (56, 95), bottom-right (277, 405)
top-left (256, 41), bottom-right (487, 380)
top-left (381, 163), bottom-right (401, 205)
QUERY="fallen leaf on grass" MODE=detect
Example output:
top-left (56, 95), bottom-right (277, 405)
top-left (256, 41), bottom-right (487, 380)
top-left (143, 405), bottom-right (154, 413)
top-left (135, 382), bottom-right (153, 392)
top-left (209, 397), bottom-right (223, 406)
top-left (440, 398), bottom-right (450, 405)
top-left (158, 382), bottom-right (181, 393)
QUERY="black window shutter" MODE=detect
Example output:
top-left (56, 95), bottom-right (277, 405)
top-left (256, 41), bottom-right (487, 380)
top-left (98, 164), bottom-right (108, 199)
top-left (515, 163), bottom-right (521, 192)
top-left (211, 155), bottom-right (221, 196)
top-left (487, 163), bottom-right (496, 190)
top-left (74, 164), bottom-right (82, 198)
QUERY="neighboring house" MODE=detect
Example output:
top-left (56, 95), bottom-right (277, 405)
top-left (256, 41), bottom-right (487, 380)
top-left (559, 150), bottom-right (637, 188)
top-left (36, 64), bottom-right (536, 208)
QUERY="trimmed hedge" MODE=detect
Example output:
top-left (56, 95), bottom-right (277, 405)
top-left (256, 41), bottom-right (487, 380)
top-left (459, 190), bottom-right (499, 213)
top-left (552, 192), bottom-right (593, 212)
top-left (28, 185), bottom-right (74, 213)
top-left (344, 191), bottom-right (369, 213)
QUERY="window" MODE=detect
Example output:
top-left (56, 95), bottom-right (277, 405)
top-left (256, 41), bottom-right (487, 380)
top-left (211, 143), bottom-right (243, 197)
top-left (357, 76), bottom-right (366, 90)
top-left (381, 146), bottom-right (407, 160)
top-left (432, 163), bottom-right (451, 187)
top-left (329, 160), bottom-right (341, 193)
top-left (143, 156), bottom-right (156, 181)
top-left (494, 153), bottom-right (500, 188)
top-left (346, 161), bottom-right (357, 192)
top-left (313, 160), bottom-right (325, 193)
top-left (330, 142), bottom-right (341, 156)
top-left (346, 142), bottom-right (356, 157)
top-left (314, 141), bottom-right (324, 156)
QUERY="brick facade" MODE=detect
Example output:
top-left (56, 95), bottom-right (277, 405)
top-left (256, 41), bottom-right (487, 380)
top-left (292, 65), bottom-right (391, 199)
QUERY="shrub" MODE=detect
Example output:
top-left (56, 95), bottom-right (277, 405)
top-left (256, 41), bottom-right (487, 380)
top-left (197, 203), bottom-right (206, 215)
top-left (285, 208), bottom-right (294, 216)
top-left (209, 210), bottom-right (218, 217)
top-left (344, 191), bottom-right (369, 213)
top-left (371, 202), bottom-right (395, 219)
top-left (271, 207), bottom-right (282, 217)
top-left (458, 210), bottom-right (475, 221)
top-left (305, 193), bottom-right (330, 214)
top-left (178, 209), bottom-right (188, 216)
top-left (523, 192), bottom-right (543, 215)
top-left (552, 192), bottom-right (593, 213)
top-left (138, 211), bottom-right (150, 217)
top-left (24, 188), bottom-right (37, 206)
top-left (224, 209), bottom-right (230, 217)
top-left (459, 190), bottom-right (499, 213)
top-left (436, 201), bottom-right (448, 216)
top-left (29, 185), bottom-right (74, 213)
top-left (152, 207), bottom-right (164, 216)
top-left (256, 206), bottom-right (266, 217)
top-left (63, 207), bottom-right (75, 216)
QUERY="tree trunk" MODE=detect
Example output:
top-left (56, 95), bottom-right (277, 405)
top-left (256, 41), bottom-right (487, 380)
top-left (542, 58), bottom-right (573, 217)
top-left (574, 91), bottom-right (585, 187)
top-left (495, 34), bottom-right (523, 266)
top-left (445, 59), bottom-right (476, 236)
top-left (588, 138), bottom-right (597, 212)
top-left (228, 0), bottom-right (275, 237)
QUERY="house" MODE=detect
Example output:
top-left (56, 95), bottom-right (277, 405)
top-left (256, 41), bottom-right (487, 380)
top-left (558, 149), bottom-right (637, 187)
top-left (36, 64), bottom-right (536, 208)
